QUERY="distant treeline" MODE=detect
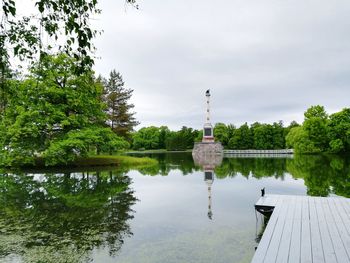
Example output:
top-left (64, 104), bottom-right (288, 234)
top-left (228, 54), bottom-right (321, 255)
top-left (131, 122), bottom-right (293, 151)
top-left (131, 105), bottom-right (350, 154)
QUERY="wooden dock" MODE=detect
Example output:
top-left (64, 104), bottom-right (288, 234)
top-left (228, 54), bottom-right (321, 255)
top-left (252, 194), bottom-right (350, 263)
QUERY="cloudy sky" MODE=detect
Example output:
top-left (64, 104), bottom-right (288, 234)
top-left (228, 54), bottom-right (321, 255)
top-left (93, 0), bottom-right (350, 130)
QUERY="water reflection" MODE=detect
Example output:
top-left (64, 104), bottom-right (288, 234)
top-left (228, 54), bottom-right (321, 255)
top-left (0, 169), bottom-right (136, 263)
top-left (0, 153), bottom-right (350, 262)
top-left (130, 153), bottom-right (350, 198)
top-left (192, 153), bottom-right (223, 220)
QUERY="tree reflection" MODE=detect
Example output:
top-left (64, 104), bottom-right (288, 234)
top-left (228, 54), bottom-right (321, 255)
top-left (132, 153), bottom-right (350, 198)
top-left (214, 158), bottom-right (287, 179)
top-left (287, 154), bottom-right (350, 197)
top-left (0, 169), bottom-right (137, 262)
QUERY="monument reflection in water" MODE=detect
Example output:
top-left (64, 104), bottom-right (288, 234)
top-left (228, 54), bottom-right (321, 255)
top-left (192, 153), bottom-right (223, 220)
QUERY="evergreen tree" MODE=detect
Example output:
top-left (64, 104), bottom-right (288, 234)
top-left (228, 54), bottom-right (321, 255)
top-left (103, 70), bottom-right (139, 139)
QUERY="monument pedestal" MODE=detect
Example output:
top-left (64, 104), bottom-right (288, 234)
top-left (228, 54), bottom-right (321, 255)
top-left (192, 142), bottom-right (224, 158)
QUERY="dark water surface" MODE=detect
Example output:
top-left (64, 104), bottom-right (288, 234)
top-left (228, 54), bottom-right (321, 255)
top-left (1, 153), bottom-right (350, 263)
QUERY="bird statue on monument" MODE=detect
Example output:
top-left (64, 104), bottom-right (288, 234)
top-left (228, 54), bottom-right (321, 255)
top-left (206, 89), bottom-right (210, 96)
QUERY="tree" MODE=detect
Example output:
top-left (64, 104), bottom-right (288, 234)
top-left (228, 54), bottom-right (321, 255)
top-left (132, 126), bottom-right (160, 150)
top-left (253, 124), bottom-right (274, 149)
top-left (158, 126), bottom-right (170, 149)
top-left (165, 127), bottom-right (198, 151)
top-left (1, 0), bottom-right (138, 73)
top-left (228, 123), bottom-right (253, 149)
top-left (103, 70), bottom-right (139, 139)
top-left (272, 121), bottom-right (286, 149)
top-left (0, 56), bottom-right (12, 119)
top-left (328, 108), bottom-right (350, 153)
top-left (303, 106), bottom-right (328, 151)
top-left (0, 54), bottom-right (128, 166)
top-left (285, 126), bottom-right (320, 153)
top-left (214, 123), bottom-right (229, 146)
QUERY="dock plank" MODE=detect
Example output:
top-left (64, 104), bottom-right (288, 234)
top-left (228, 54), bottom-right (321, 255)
top-left (251, 195), bottom-right (350, 263)
top-left (288, 195), bottom-right (302, 263)
top-left (251, 198), bottom-right (284, 263)
top-left (275, 196), bottom-right (296, 263)
top-left (263, 196), bottom-right (290, 262)
top-left (314, 197), bottom-right (337, 263)
top-left (309, 197), bottom-right (325, 263)
top-left (300, 196), bottom-right (312, 263)
top-left (322, 198), bottom-right (350, 263)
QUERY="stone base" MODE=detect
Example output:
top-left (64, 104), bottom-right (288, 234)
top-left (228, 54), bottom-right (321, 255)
top-left (192, 142), bottom-right (224, 168)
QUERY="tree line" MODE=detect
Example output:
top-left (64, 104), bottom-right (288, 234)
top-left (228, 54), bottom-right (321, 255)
top-left (130, 105), bottom-right (350, 154)
top-left (130, 121), bottom-right (297, 151)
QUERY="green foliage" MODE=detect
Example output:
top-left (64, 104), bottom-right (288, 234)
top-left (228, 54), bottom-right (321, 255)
top-left (252, 124), bottom-right (274, 149)
top-left (159, 126), bottom-right (171, 149)
top-left (304, 105), bottom-right (328, 120)
top-left (43, 128), bottom-right (129, 166)
top-left (132, 126), bottom-right (199, 151)
top-left (286, 105), bottom-right (350, 154)
top-left (165, 127), bottom-right (198, 151)
top-left (0, 54), bottom-right (128, 166)
top-left (165, 132), bottom-right (188, 151)
top-left (214, 123), bottom-right (229, 146)
top-left (228, 123), bottom-right (253, 149)
top-left (132, 126), bottom-right (161, 150)
top-left (329, 139), bottom-right (344, 153)
top-left (328, 108), bottom-right (350, 153)
top-left (1, 1), bottom-right (138, 73)
top-left (286, 126), bottom-right (321, 154)
top-left (102, 70), bottom-right (139, 139)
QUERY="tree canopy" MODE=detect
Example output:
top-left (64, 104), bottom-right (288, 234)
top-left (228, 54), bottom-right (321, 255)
top-left (286, 105), bottom-right (350, 154)
top-left (0, 54), bottom-right (129, 167)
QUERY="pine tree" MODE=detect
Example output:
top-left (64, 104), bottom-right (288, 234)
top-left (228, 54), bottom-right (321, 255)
top-left (103, 70), bottom-right (139, 138)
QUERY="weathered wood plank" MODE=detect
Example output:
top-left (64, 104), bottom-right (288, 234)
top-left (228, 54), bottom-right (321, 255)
top-left (300, 196), bottom-right (312, 263)
top-left (288, 195), bottom-right (302, 263)
top-left (314, 197), bottom-right (337, 263)
top-left (251, 198), bottom-right (284, 263)
top-left (322, 198), bottom-right (350, 263)
top-left (331, 198), bottom-right (350, 237)
top-left (339, 198), bottom-right (350, 221)
top-left (328, 198), bottom-right (350, 261)
top-left (275, 196), bottom-right (296, 263)
top-left (263, 196), bottom-right (290, 262)
top-left (255, 194), bottom-right (280, 208)
top-left (309, 197), bottom-right (325, 263)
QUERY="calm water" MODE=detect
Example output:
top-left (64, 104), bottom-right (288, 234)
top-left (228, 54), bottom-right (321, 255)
top-left (1, 153), bottom-right (350, 263)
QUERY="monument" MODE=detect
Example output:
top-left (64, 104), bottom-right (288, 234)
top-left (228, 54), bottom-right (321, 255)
top-left (192, 90), bottom-right (224, 155)
top-left (192, 90), bottom-right (223, 220)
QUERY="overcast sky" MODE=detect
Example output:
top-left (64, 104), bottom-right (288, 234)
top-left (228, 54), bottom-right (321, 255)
top-left (93, 0), bottom-right (350, 130)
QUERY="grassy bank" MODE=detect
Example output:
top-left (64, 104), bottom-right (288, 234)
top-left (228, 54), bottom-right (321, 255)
top-left (76, 155), bottom-right (158, 168)
top-left (5, 155), bottom-right (158, 169)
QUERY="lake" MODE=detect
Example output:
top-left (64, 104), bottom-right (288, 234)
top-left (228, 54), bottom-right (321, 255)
top-left (1, 153), bottom-right (349, 263)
